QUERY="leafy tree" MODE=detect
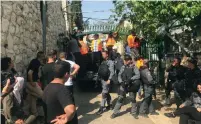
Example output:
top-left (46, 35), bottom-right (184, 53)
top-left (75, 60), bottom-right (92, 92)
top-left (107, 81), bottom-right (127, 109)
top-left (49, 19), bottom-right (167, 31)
top-left (71, 0), bottom-right (83, 30)
top-left (112, 1), bottom-right (201, 41)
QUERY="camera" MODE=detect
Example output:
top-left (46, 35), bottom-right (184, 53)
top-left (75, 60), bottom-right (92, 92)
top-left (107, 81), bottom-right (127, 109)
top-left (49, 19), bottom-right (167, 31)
top-left (1, 71), bottom-right (15, 88)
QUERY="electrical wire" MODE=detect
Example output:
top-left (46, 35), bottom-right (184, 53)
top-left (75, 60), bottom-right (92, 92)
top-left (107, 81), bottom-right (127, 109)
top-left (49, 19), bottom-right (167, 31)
top-left (63, 10), bottom-right (112, 14)
top-left (83, 17), bottom-right (109, 20)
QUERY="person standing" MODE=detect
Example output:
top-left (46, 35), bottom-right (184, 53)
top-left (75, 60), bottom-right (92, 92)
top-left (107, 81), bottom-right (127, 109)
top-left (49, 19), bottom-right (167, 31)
top-left (106, 32), bottom-right (116, 57)
top-left (96, 51), bottom-right (114, 115)
top-left (90, 34), bottom-right (103, 66)
top-left (127, 30), bottom-right (141, 59)
top-left (111, 54), bottom-right (141, 119)
top-left (58, 52), bottom-right (80, 97)
top-left (43, 61), bottom-right (78, 124)
top-left (78, 35), bottom-right (89, 78)
top-left (68, 33), bottom-right (81, 63)
top-left (138, 59), bottom-right (159, 117)
top-left (40, 50), bottom-right (57, 89)
top-left (26, 51), bottom-right (44, 118)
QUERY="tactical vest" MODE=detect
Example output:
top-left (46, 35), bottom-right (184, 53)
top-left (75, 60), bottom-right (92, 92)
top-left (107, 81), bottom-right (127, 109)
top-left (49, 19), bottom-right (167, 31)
top-left (121, 66), bottom-right (135, 82)
top-left (90, 39), bottom-right (102, 52)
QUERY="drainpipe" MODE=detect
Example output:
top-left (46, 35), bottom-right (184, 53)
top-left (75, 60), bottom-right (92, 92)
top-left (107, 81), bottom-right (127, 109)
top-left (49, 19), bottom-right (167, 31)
top-left (42, 1), bottom-right (47, 54)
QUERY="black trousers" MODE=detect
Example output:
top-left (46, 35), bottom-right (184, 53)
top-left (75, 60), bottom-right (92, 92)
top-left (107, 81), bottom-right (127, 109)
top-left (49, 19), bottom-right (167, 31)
top-left (107, 46), bottom-right (113, 59)
top-left (165, 81), bottom-right (174, 98)
top-left (91, 51), bottom-right (102, 72)
top-left (174, 106), bottom-right (201, 124)
top-left (66, 85), bottom-right (75, 103)
top-left (73, 52), bottom-right (82, 65)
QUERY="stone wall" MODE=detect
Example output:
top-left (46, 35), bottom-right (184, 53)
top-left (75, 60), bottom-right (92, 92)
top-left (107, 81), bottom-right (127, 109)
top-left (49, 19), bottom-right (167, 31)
top-left (1, 1), bottom-right (66, 76)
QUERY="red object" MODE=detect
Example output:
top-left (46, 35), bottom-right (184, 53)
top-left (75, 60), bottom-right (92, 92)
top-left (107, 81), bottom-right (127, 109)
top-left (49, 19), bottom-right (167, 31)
top-left (37, 82), bottom-right (43, 88)
top-left (134, 41), bottom-right (140, 48)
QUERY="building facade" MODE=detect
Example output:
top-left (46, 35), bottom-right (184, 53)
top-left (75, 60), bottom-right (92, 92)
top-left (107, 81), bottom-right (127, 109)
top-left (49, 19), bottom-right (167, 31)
top-left (1, 1), bottom-right (66, 75)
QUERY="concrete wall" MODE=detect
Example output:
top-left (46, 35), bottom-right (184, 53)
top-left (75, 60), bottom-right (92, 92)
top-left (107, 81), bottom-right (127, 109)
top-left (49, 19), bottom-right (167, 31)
top-left (1, 1), bottom-right (66, 76)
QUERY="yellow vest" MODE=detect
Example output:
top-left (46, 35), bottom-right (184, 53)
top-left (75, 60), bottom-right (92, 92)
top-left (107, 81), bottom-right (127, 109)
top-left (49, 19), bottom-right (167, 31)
top-left (90, 39), bottom-right (102, 52)
top-left (136, 59), bottom-right (144, 69)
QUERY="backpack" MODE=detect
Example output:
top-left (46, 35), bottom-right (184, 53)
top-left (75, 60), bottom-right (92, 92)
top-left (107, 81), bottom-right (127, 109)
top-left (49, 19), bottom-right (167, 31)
top-left (98, 62), bottom-right (110, 81)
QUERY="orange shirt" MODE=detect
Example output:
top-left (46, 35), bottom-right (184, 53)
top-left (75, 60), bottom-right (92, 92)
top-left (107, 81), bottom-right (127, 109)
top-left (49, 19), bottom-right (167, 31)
top-left (127, 35), bottom-right (140, 48)
top-left (79, 40), bottom-right (88, 55)
top-left (106, 38), bottom-right (116, 47)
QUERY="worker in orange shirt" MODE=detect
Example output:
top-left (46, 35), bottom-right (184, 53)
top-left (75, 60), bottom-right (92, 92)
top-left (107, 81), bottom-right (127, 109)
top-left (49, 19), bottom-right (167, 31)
top-left (79, 35), bottom-right (89, 77)
top-left (127, 30), bottom-right (141, 59)
top-left (106, 32), bottom-right (116, 58)
top-left (79, 35), bottom-right (89, 56)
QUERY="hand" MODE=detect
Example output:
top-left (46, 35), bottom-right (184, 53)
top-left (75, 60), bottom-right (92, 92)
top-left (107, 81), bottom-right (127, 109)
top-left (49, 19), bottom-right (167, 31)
top-left (172, 62), bottom-right (176, 66)
top-left (70, 73), bottom-right (74, 77)
top-left (15, 119), bottom-right (24, 124)
top-left (106, 80), bottom-right (110, 84)
top-left (197, 108), bottom-right (201, 112)
top-left (138, 95), bottom-right (142, 99)
top-left (51, 114), bottom-right (68, 124)
top-left (31, 82), bottom-right (36, 87)
top-left (2, 79), bottom-right (11, 93)
top-left (179, 104), bottom-right (185, 108)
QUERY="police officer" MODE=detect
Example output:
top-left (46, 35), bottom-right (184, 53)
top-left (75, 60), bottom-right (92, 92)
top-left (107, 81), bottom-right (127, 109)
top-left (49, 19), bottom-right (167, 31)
top-left (164, 57), bottom-right (187, 108)
top-left (138, 59), bottom-right (159, 117)
top-left (185, 57), bottom-right (201, 98)
top-left (96, 50), bottom-right (114, 115)
top-left (111, 54), bottom-right (141, 119)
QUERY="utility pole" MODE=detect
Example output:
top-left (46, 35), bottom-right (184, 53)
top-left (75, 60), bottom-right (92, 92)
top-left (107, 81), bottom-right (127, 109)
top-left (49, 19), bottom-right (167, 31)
top-left (42, 0), bottom-right (47, 54)
top-left (67, 1), bottom-right (72, 34)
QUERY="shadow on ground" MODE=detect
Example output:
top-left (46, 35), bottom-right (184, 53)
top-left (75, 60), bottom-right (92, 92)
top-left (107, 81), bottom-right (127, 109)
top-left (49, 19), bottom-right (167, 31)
top-left (74, 80), bottom-right (103, 124)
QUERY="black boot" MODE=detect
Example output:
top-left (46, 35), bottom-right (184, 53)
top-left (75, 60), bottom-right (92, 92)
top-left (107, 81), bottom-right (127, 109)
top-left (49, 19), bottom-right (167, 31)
top-left (139, 114), bottom-right (149, 118)
top-left (96, 107), bottom-right (104, 115)
top-left (164, 112), bottom-right (176, 118)
top-left (106, 104), bottom-right (113, 110)
top-left (150, 111), bottom-right (159, 115)
top-left (132, 114), bottom-right (139, 119)
top-left (110, 113), bottom-right (118, 119)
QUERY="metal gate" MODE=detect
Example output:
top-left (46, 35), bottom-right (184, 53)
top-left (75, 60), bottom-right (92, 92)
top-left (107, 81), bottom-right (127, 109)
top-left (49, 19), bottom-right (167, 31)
top-left (83, 24), bottom-right (130, 34)
top-left (140, 40), bottom-right (165, 86)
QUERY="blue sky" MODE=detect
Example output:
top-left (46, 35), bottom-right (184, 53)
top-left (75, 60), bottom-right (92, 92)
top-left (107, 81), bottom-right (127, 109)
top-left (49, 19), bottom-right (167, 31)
top-left (82, 0), bottom-right (114, 23)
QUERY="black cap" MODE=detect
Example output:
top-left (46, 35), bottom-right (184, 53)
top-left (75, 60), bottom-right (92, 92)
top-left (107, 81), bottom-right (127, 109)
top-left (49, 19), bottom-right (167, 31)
top-left (187, 57), bottom-right (197, 65)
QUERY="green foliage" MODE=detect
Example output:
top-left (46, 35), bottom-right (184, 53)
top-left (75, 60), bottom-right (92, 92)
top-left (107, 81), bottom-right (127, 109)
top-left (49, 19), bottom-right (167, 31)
top-left (71, 0), bottom-right (83, 30)
top-left (112, 0), bottom-right (201, 41)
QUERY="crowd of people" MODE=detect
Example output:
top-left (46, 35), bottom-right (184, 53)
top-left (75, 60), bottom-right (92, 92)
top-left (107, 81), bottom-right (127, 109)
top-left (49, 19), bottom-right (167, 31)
top-left (1, 30), bottom-right (201, 124)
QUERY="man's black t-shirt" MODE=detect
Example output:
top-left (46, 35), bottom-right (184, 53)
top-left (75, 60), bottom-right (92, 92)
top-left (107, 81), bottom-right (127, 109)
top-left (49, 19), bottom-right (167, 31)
top-left (41, 62), bottom-right (55, 88)
top-left (43, 83), bottom-right (78, 124)
top-left (27, 58), bottom-right (41, 82)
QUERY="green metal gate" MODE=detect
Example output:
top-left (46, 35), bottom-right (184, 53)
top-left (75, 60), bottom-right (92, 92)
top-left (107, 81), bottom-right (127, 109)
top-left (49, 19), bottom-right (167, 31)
top-left (140, 39), bottom-right (165, 86)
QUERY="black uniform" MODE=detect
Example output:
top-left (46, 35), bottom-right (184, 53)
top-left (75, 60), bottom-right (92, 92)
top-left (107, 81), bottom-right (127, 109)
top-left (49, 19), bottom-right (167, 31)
top-left (111, 64), bottom-right (141, 118)
top-left (165, 64), bottom-right (187, 107)
top-left (185, 67), bottom-right (201, 98)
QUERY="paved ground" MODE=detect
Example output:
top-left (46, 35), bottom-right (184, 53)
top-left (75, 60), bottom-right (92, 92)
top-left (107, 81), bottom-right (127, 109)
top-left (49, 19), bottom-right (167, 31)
top-left (74, 84), bottom-right (179, 124)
